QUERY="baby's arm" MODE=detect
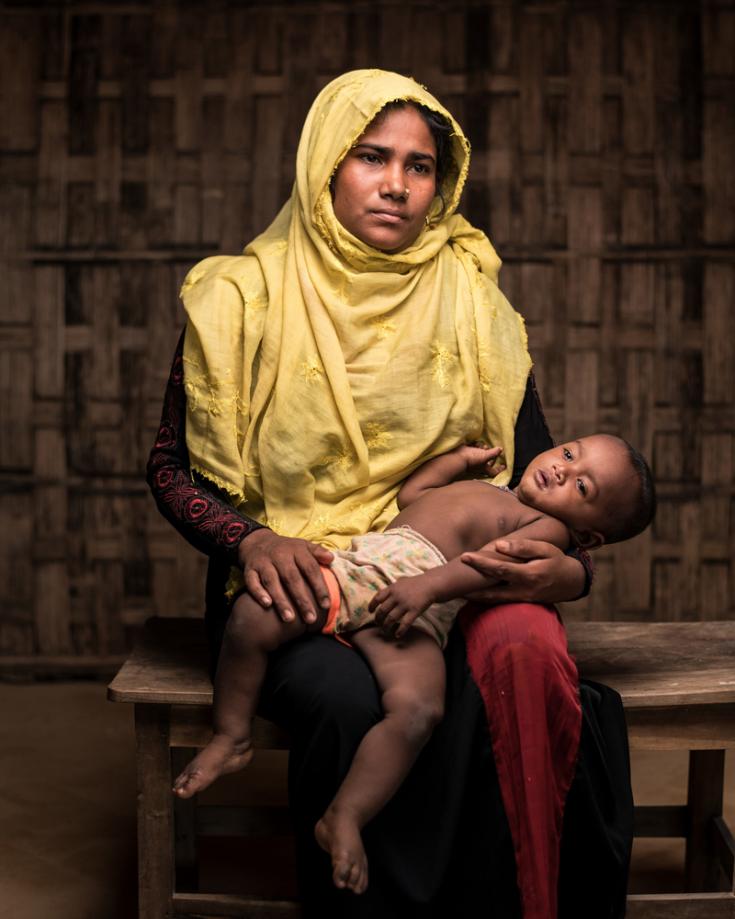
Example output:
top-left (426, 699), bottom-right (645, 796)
top-left (369, 514), bottom-right (571, 638)
top-left (397, 444), bottom-right (505, 509)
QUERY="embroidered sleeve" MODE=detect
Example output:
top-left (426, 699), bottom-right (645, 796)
top-left (511, 373), bottom-right (594, 598)
top-left (146, 331), bottom-right (264, 563)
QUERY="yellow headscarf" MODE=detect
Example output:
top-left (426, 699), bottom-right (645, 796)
top-left (181, 69), bottom-right (531, 556)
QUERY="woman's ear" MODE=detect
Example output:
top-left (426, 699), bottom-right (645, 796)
top-left (574, 529), bottom-right (605, 551)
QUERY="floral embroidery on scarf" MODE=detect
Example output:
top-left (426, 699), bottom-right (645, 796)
top-left (430, 343), bottom-right (457, 389)
top-left (364, 421), bottom-right (393, 451)
top-left (300, 356), bottom-right (324, 382)
top-left (371, 318), bottom-right (396, 340)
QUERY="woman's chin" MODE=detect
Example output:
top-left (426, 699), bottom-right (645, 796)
top-left (358, 226), bottom-right (418, 254)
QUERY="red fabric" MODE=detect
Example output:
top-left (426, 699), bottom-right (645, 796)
top-left (459, 603), bottom-right (582, 919)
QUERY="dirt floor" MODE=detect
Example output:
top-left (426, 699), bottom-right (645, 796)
top-left (0, 681), bottom-right (732, 918)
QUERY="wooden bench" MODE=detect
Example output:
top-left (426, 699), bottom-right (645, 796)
top-left (108, 617), bottom-right (735, 918)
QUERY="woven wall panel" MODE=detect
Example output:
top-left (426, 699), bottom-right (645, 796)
top-left (0, 0), bottom-right (733, 664)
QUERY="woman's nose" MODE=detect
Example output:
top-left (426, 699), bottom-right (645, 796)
top-left (381, 163), bottom-right (406, 199)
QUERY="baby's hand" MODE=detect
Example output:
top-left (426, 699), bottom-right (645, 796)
top-left (369, 577), bottom-right (435, 640)
top-left (453, 442), bottom-right (506, 477)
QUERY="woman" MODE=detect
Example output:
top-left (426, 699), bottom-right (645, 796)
top-left (148, 70), bottom-right (632, 919)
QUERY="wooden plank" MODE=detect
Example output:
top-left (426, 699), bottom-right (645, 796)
top-left (713, 816), bottom-right (735, 885)
top-left (172, 892), bottom-right (300, 917)
top-left (120, 13), bottom-right (150, 153)
top-left (0, 347), bottom-right (32, 469)
top-left (626, 893), bottom-right (735, 918)
top-left (685, 750), bottom-right (725, 891)
top-left (703, 263), bottom-right (735, 406)
top-left (566, 621), bottom-right (735, 708)
top-left (0, 492), bottom-right (33, 654)
top-left (35, 99), bottom-right (67, 248)
top-left (172, 746), bottom-right (198, 892)
top-left (111, 618), bottom-right (735, 712)
top-left (169, 705), bottom-right (289, 750)
top-left (567, 187), bottom-right (602, 324)
top-left (34, 560), bottom-right (72, 654)
top-left (135, 704), bottom-right (174, 919)
top-left (0, 654), bottom-right (124, 678)
top-left (0, 12), bottom-right (39, 150)
top-left (622, 8), bottom-right (655, 156)
top-left (653, 10), bottom-right (684, 246)
top-left (174, 8), bottom-right (203, 152)
top-left (68, 14), bottom-right (100, 157)
top-left (519, 9), bottom-right (544, 154)
top-left (626, 706), bottom-right (735, 751)
top-left (95, 98), bottom-right (121, 247)
top-left (568, 9), bottom-right (601, 154)
top-left (563, 350), bottom-right (598, 439)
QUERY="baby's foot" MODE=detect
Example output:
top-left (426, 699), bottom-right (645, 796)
top-left (314, 807), bottom-right (368, 895)
top-left (172, 734), bottom-right (253, 799)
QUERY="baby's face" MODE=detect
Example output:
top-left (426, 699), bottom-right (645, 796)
top-left (516, 435), bottom-right (636, 548)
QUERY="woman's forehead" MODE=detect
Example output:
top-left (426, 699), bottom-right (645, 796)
top-left (356, 105), bottom-right (436, 154)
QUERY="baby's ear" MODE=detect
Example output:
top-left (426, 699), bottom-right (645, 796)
top-left (574, 529), bottom-right (605, 550)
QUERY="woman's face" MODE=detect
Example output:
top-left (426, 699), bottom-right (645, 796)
top-left (331, 105), bottom-right (438, 253)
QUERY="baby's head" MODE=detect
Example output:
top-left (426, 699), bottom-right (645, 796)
top-left (516, 434), bottom-right (656, 549)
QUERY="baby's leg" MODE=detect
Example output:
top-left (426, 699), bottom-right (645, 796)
top-left (315, 627), bottom-right (445, 895)
top-left (173, 593), bottom-right (317, 798)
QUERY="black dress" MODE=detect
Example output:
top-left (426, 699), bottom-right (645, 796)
top-left (147, 333), bottom-right (633, 918)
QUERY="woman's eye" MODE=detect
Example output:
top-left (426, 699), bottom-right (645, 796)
top-left (576, 478), bottom-right (587, 496)
top-left (360, 153), bottom-right (381, 165)
top-left (562, 448), bottom-right (572, 461)
top-left (409, 162), bottom-right (429, 175)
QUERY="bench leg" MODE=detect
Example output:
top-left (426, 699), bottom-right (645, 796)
top-left (136, 704), bottom-right (174, 919)
top-left (685, 749), bottom-right (725, 892)
top-left (172, 747), bottom-right (199, 892)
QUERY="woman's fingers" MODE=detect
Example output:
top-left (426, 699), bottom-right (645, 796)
top-left (258, 565), bottom-right (299, 622)
top-left (295, 550), bottom-right (332, 612)
top-left (273, 558), bottom-right (321, 624)
top-left (308, 543), bottom-right (334, 565)
top-left (240, 533), bottom-right (331, 624)
top-left (460, 540), bottom-right (583, 604)
top-left (244, 569), bottom-right (272, 607)
top-left (492, 538), bottom-right (560, 561)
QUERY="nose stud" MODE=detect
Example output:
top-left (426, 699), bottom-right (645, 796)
top-left (403, 188), bottom-right (410, 198)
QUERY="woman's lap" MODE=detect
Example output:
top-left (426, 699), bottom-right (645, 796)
top-left (252, 626), bottom-right (520, 917)
top-left (206, 602), bottom-right (630, 917)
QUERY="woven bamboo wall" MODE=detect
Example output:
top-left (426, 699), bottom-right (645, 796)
top-left (1, 1), bottom-right (733, 669)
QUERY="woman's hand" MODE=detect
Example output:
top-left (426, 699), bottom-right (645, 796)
top-left (460, 539), bottom-right (586, 605)
top-left (237, 529), bottom-right (334, 624)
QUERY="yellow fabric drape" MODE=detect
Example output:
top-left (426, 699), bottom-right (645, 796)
top-left (181, 69), bottom-right (531, 564)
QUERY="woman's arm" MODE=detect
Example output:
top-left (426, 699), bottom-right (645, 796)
top-left (462, 373), bottom-right (593, 603)
top-left (146, 331), bottom-right (263, 561)
top-left (146, 331), bottom-right (333, 622)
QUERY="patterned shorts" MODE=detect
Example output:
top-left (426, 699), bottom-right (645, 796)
top-left (321, 526), bottom-right (464, 648)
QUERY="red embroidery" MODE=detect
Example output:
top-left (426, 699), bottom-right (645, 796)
top-left (146, 333), bottom-right (261, 560)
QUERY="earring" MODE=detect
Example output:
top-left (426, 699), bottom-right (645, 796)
top-left (425, 215), bottom-right (431, 228)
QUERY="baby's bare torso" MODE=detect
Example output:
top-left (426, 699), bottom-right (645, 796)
top-left (388, 481), bottom-right (557, 561)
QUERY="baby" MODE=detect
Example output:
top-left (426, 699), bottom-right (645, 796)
top-left (173, 433), bottom-right (655, 894)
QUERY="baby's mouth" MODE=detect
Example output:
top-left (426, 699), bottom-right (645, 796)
top-left (535, 469), bottom-right (549, 489)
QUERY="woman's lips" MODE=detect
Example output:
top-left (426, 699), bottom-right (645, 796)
top-left (370, 210), bottom-right (405, 224)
